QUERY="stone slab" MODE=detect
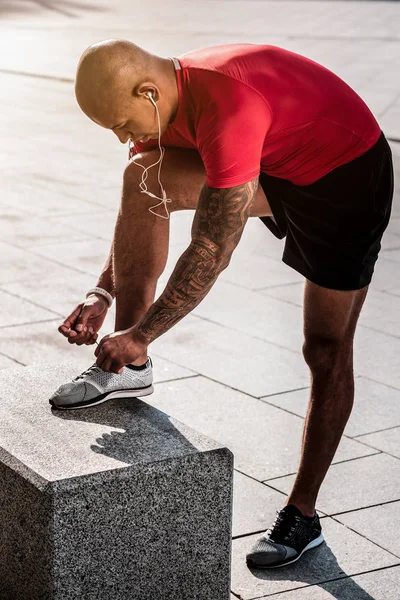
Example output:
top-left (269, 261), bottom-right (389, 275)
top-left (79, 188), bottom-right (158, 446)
top-left (269, 454), bottom-right (400, 515)
top-left (0, 204), bottom-right (92, 249)
top-left (193, 280), bottom-right (304, 353)
top-left (0, 289), bottom-right (57, 328)
top-left (336, 502), bottom-right (400, 557)
top-left (253, 565), bottom-right (400, 600)
top-left (0, 364), bottom-right (233, 599)
top-left (32, 238), bottom-right (111, 278)
top-left (357, 427), bottom-right (400, 458)
top-left (261, 377), bottom-right (400, 438)
top-left (152, 314), bottom-right (310, 398)
top-left (231, 517), bottom-right (397, 599)
top-left (353, 325), bottom-right (400, 391)
top-left (146, 375), bottom-right (379, 481)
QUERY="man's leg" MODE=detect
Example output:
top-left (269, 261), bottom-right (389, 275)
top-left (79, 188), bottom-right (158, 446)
top-left (286, 279), bottom-right (369, 516)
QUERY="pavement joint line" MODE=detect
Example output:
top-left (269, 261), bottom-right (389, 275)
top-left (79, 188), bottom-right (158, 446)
top-left (193, 313), bottom-right (302, 357)
top-left (0, 287), bottom-right (64, 318)
top-left (328, 498), bottom-right (400, 519)
top-left (261, 444), bottom-right (382, 485)
top-left (153, 373), bottom-right (200, 386)
top-left (353, 424), bottom-right (400, 438)
top-left (330, 514), bottom-right (400, 561)
top-left (246, 563), bottom-right (400, 600)
top-left (0, 236), bottom-right (100, 279)
top-left (0, 317), bottom-right (60, 331)
top-left (357, 321), bottom-right (400, 340)
top-left (0, 68), bottom-right (74, 84)
top-left (0, 352), bottom-right (26, 367)
top-left (355, 375), bottom-right (400, 394)
top-left (261, 451), bottom-right (382, 484)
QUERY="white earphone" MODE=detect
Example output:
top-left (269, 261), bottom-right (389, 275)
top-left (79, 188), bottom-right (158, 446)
top-left (129, 89), bottom-right (172, 219)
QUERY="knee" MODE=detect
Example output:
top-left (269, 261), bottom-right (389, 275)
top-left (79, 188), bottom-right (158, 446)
top-left (302, 335), bottom-right (353, 373)
top-left (123, 150), bottom-right (161, 189)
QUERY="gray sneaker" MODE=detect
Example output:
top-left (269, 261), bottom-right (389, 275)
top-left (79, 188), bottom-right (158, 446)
top-left (246, 505), bottom-right (324, 569)
top-left (49, 358), bottom-right (154, 410)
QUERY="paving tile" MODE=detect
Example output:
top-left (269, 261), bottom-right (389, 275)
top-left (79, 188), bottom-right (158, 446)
top-left (31, 238), bottom-right (111, 277)
top-left (0, 289), bottom-right (58, 328)
top-left (261, 283), bottom-right (304, 308)
top-left (262, 286), bottom-right (400, 339)
top-left (145, 376), bottom-right (378, 481)
top-left (336, 502), bottom-right (400, 557)
top-left (380, 248), bottom-right (400, 264)
top-left (151, 314), bottom-right (310, 397)
top-left (0, 320), bottom-right (99, 368)
top-left (193, 280), bottom-right (304, 353)
top-left (381, 105), bottom-right (400, 139)
top-left (0, 175), bottom-right (101, 217)
top-left (52, 209), bottom-right (119, 242)
top-left (151, 354), bottom-right (196, 383)
top-left (261, 377), bottom-right (400, 438)
top-left (0, 204), bottom-right (92, 249)
top-left (353, 325), bottom-right (400, 390)
top-left (232, 471), bottom-right (286, 538)
top-left (0, 240), bottom-right (85, 286)
top-left (253, 566), bottom-right (400, 600)
top-left (221, 251), bottom-right (303, 292)
top-left (231, 518), bottom-right (397, 599)
top-left (269, 454), bottom-right (400, 515)
top-left (357, 427), bottom-right (400, 459)
top-left (0, 271), bottom-right (107, 316)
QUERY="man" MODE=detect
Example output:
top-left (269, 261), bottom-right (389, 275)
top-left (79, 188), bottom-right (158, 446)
top-left (50, 39), bottom-right (394, 569)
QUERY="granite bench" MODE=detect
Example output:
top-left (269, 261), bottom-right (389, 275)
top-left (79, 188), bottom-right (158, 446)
top-left (0, 364), bottom-right (233, 600)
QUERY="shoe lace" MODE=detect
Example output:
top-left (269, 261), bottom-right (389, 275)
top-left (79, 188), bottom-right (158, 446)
top-left (73, 365), bottom-right (102, 381)
top-left (267, 510), bottom-right (300, 543)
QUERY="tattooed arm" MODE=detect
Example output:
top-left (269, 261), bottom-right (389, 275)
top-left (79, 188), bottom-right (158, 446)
top-left (133, 178), bottom-right (259, 345)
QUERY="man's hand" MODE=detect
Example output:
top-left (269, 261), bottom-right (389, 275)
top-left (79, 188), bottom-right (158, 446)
top-left (58, 294), bottom-right (109, 346)
top-left (94, 327), bottom-right (147, 374)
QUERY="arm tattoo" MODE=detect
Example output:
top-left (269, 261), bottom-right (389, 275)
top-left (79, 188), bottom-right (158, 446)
top-left (134, 178), bottom-right (259, 344)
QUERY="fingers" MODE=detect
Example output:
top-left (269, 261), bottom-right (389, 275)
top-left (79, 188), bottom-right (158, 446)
top-left (95, 338), bottom-right (123, 374)
top-left (58, 305), bottom-right (82, 338)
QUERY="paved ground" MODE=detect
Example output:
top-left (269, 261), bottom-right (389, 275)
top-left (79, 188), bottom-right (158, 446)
top-left (1, 1), bottom-right (400, 598)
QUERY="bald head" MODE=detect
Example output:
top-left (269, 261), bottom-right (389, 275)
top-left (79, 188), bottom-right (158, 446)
top-left (75, 40), bottom-right (178, 142)
top-left (75, 40), bottom-right (153, 123)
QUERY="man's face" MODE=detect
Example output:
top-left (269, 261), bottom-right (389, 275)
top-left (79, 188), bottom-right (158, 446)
top-left (101, 94), bottom-right (164, 145)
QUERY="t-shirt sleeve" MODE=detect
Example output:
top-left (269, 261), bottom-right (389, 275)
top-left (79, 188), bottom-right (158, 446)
top-left (195, 78), bottom-right (271, 188)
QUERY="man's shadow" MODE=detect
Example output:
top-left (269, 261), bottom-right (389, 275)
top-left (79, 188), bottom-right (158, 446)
top-left (51, 396), bottom-right (203, 467)
top-left (247, 533), bottom-right (378, 600)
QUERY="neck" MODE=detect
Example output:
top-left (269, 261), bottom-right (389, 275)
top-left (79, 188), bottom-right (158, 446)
top-left (159, 56), bottom-right (179, 124)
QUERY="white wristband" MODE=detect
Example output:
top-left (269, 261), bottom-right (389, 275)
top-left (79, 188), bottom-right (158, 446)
top-left (86, 287), bottom-right (113, 308)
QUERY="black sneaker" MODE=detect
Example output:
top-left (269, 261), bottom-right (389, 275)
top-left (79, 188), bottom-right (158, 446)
top-left (246, 504), bottom-right (324, 569)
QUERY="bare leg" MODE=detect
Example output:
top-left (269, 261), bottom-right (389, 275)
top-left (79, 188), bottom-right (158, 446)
top-left (110, 148), bottom-right (272, 365)
top-left (286, 280), bottom-right (369, 516)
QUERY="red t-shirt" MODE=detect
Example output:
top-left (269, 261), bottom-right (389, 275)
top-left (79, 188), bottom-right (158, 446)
top-left (133, 44), bottom-right (381, 188)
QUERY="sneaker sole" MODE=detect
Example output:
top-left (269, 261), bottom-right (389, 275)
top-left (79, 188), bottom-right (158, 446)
top-left (247, 532), bottom-right (325, 570)
top-left (50, 384), bottom-right (154, 410)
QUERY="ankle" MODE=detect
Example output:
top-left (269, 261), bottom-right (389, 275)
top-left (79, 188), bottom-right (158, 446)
top-left (131, 353), bottom-right (148, 367)
top-left (285, 498), bottom-right (315, 518)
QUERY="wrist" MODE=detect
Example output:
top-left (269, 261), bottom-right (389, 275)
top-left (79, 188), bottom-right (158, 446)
top-left (86, 287), bottom-right (113, 308)
top-left (131, 324), bottom-right (151, 349)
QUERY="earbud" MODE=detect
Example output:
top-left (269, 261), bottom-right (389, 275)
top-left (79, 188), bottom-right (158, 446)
top-left (147, 92), bottom-right (152, 99)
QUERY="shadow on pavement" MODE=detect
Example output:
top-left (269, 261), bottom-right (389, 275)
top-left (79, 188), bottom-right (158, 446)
top-left (0, 0), bottom-right (103, 18)
top-left (248, 541), bottom-right (378, 600)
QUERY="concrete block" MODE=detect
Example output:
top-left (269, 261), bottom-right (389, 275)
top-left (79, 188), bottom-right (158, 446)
top-left (0, 364), bottom-right (233, 600)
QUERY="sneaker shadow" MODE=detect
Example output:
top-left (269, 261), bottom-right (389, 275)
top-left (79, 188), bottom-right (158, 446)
top-left (51, 396), bottom-right (207, 468)
top-left (247, 539), bottom-right (378, 599)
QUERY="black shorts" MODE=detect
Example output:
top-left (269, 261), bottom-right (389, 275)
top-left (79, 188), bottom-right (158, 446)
top-left (258, 131), bottom-right (394, 291)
